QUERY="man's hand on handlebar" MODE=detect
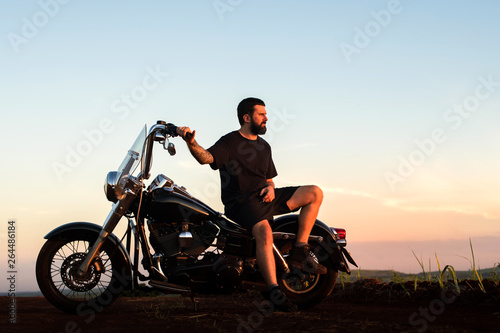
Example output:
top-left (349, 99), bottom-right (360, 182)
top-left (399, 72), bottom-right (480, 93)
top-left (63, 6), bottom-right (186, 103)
top-left (175, 126), bottom-right (214, 165)
top-left (176, 126), bottom-right (196, 144)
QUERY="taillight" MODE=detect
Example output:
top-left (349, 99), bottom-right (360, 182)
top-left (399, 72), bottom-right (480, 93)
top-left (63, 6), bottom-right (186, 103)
top-left (333, 228), bottom-right (346, 240)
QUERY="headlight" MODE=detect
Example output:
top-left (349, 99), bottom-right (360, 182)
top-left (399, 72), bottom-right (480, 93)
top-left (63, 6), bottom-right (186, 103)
top-left (104, 171), bottom-right (119, 203)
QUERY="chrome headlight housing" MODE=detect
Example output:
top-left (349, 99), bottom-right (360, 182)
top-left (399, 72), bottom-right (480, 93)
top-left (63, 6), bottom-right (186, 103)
top-left (104, 171), bottom-right (119, 203)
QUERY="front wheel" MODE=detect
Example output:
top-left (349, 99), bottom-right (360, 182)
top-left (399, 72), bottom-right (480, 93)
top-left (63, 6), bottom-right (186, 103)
top-left (276, 242), bottom-right (338, 310)
top-left (36, 232), bottom-right (131, 314)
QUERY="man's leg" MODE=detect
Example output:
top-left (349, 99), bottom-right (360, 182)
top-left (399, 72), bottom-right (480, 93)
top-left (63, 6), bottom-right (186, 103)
top-left (252, 220), bottom-right (277, 287)
top-left (286, 185), bottom-right (326, 274)
top-left (252, 220), bottom-right (298, 312)
top-left (286, 185), bottom-right (324, 243)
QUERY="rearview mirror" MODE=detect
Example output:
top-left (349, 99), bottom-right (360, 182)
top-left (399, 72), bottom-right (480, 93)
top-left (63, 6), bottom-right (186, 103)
top-left (163, 139), bottom-right (176, 156)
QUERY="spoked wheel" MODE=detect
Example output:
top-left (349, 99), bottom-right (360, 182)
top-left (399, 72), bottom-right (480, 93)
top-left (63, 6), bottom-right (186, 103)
top-left (36, 232), bottom-right (131, 314)
top-left (276, 242), bottom-right (338, 310)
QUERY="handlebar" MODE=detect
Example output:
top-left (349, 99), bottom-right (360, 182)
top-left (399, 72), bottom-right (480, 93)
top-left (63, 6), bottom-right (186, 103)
top-left (156, 120), bottom-right (194, 141)
top-left (156, 120), bottom-right (179, 137)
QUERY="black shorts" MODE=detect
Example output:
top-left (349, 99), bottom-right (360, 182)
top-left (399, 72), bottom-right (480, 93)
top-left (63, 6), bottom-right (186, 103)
top-left (225, 186), bottom-right (300, 232)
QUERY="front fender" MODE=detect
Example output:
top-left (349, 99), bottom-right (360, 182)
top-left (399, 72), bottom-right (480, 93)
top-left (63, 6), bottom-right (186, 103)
top-left (273, 214), bottom-right (353, 274)
top-left (44, 221), bottom-right (132, 277)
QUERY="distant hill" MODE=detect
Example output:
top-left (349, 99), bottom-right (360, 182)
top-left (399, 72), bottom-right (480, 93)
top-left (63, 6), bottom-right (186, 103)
top-left (0, 291), bottom-right (43, 297)
top-left (344, 267), bottom-right (499, 283)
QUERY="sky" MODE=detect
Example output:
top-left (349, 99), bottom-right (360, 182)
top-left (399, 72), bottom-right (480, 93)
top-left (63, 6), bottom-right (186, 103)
top-left (1, 0), bottom-right (499, 292)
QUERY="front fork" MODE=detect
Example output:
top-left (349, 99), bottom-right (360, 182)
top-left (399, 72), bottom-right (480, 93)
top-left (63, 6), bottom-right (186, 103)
top-left (77, 189), bottom-right (138, 276)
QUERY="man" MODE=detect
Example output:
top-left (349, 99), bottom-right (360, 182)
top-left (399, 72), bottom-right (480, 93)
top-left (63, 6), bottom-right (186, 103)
top-left (176, 97), bottom-right (325, 312)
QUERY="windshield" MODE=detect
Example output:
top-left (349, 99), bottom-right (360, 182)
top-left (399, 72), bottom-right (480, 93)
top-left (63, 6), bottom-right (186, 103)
top-left (116, 125), bottom-right (147, 183)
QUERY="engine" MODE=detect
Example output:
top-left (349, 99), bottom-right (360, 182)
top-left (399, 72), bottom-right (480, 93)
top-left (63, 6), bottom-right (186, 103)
top-left (147, 219), bottom-right (219, 257)
top-left (147, 219), bottom-right (247, 293)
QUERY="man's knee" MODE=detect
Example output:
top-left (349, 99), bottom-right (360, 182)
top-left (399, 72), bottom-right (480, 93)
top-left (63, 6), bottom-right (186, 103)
top-left (302, 185), bottom-right (323, 204)
top-left (311, 185), bottom-right (323, 203)
top-left (252, 220), bottom-right (273, 243)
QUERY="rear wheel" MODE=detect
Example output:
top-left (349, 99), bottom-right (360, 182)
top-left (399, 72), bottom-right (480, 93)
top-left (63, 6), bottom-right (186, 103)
top-left (36, 232), bottom-right (131, 314)
top-left (276, 242), bottom-right (338, 310)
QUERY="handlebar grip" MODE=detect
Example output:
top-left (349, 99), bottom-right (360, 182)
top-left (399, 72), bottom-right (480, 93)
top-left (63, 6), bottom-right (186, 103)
top-left (165, 123), bottom-right (179, 137)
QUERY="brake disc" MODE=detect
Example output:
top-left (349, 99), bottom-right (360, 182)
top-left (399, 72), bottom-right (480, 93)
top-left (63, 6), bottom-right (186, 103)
top-left (60, 253), bottom-right (103, 292)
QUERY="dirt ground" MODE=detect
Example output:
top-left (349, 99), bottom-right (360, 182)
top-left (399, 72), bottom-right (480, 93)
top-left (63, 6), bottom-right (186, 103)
top-left (2, 279), bottom-right (500, 333)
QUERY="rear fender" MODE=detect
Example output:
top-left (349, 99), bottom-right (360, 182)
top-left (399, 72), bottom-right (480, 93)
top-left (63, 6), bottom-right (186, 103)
top-left (44, 221), bottom-right (132, 277)
top-left (273, 215), bottom-right (353, 274)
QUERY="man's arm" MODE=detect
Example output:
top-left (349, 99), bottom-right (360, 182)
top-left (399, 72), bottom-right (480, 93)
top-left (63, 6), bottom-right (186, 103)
top-left (177, 126), bottom-right (214, 165)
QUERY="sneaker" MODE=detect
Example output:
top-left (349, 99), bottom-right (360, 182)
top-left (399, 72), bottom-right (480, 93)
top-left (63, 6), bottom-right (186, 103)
top-left (288, 244), bottom-right (327, 275)
top-left (262, 286), bottom-right (299, 313)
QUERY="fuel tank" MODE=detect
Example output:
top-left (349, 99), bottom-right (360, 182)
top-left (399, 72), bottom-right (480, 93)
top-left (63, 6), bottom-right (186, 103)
top-left (148, 186), bottom-right (217, 223)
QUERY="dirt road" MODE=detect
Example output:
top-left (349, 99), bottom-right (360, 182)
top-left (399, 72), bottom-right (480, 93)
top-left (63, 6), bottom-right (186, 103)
top-left (2, 280), bottom-right (499, 333)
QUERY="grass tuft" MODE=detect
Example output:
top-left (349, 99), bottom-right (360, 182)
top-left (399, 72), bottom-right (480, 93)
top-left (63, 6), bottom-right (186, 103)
top-left (469, 238), bottom-right (486, 293)
top-left (411, 249), bottom-right (432, 281)
top-left (435, 252), bottom-right (460, 293)
top-left (391, 271), bottom-right (411, 297)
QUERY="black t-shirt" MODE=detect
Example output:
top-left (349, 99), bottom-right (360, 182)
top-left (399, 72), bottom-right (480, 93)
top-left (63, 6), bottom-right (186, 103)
top-left (207, 131), bottom-right (277, 208)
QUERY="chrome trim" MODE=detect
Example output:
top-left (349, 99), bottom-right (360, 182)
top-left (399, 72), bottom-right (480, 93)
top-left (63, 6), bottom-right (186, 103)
top-left (147, 174), bottom-right (174, 192)
top-left (78, 188), bottom-right (139, 275)
top-left (329, 227), bottom-right (339, 242)
top-left (77, 228), bottom-right (109, 276)
top-left (336, 239), bottom-right (347, 246)
top-left (272, 232), bottom-right (323, 243)
top-left (147, 123), bottom-right (167, 136)
top-left (273, 243), bottom-right (290, 273)
top-left (179, 231), bottom-right (193, 248)
top-left (167, 142), bottom-right (176, 156)
top-left (151, 266), bottom-right (167, 280)
top-left (104, 171), bottom-right (119, 202)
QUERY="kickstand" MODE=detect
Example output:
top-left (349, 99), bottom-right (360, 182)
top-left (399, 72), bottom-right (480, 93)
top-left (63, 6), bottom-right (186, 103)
top-left (190, 293), bottom-right (199, 312)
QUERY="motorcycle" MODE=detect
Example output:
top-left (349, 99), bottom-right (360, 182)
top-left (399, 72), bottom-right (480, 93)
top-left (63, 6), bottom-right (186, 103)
top-left (36, 121), bottom-right (357, 314)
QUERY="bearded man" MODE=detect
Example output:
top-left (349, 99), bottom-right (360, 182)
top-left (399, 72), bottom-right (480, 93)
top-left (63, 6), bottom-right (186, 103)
top-left (176, 97), bottom-right (325, 312)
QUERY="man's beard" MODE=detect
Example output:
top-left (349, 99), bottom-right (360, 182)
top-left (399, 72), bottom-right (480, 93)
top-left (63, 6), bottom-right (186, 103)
top-left (250, 119), bottom-right (267, 135)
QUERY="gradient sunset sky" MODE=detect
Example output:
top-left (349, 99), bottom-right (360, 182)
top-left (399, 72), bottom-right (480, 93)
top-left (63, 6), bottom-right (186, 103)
top-left (1, 1), bottom-right (499, 291)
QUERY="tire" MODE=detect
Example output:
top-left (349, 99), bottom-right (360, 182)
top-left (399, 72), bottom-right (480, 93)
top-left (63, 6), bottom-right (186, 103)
top-left (276, 241), bottom-right (338, 310)
top-left (36, 231), bottom-right (131, 314)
